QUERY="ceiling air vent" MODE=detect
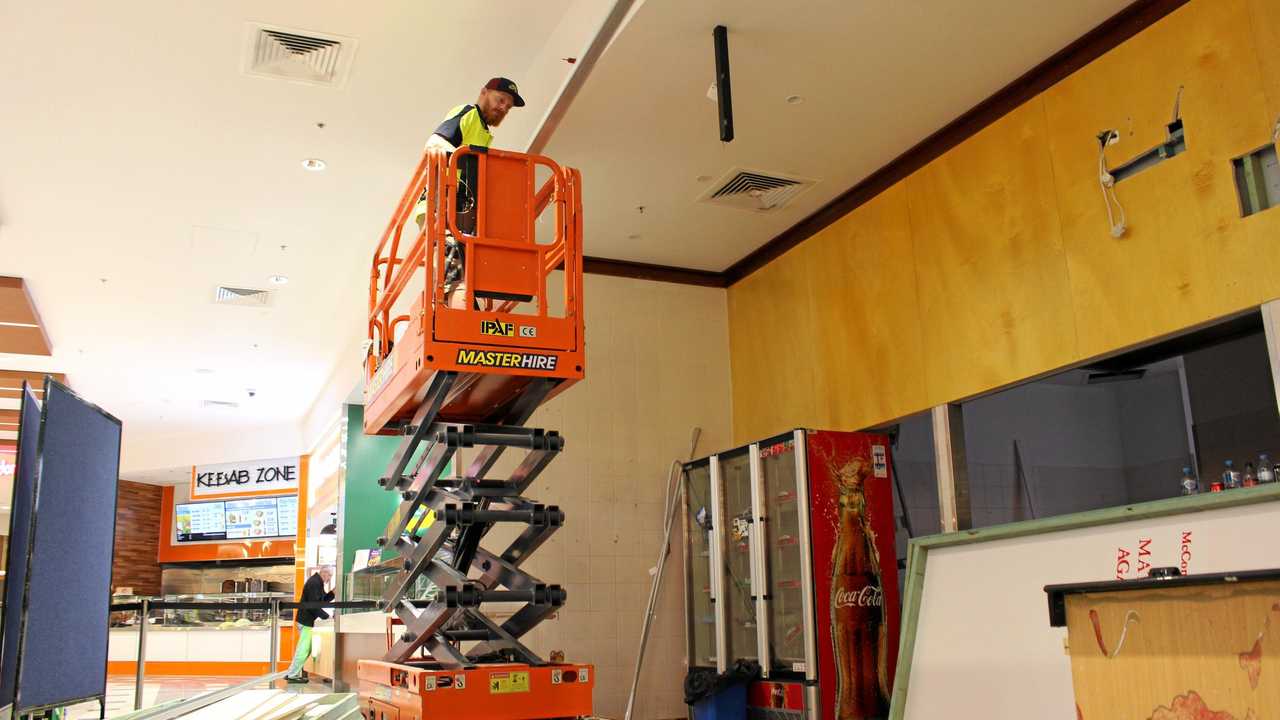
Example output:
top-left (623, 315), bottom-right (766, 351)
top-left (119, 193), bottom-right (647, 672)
top-left (213, 285), bottom-right (272, 307)
top-left (698, 168), bottom-right (817, 213)
top-left (243, 24), bottom-right (357, 87)
top-left (202, 400), bottom-right (240, 409)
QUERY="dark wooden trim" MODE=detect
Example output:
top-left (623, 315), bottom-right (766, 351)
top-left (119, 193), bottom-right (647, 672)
top-left (721, 0), bottom-right (1191, 285)
top-left (583, 256), bottom-right (728, 288)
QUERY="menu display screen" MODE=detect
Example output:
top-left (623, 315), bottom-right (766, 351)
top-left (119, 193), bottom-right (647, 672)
top-left (225, 497), bottom-right (279, 539)
top-left (175, 495), bottom-right (297, 543)
top-left (175, 501), bottom-right (226, 542)
top-left (276, 496), bottom-right (298, 537)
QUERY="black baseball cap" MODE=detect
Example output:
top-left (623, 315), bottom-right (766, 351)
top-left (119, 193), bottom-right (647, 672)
top-left (484, 77), bottom-right (526, 107)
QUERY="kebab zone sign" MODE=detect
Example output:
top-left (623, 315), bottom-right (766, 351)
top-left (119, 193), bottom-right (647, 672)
top-left (191, 456), bottom-right (302, 499)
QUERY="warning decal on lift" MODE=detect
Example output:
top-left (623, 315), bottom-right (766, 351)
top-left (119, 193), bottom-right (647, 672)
top-left (488, 671), bottom-right (530, 694)
top-left (366, 354), bottom-right (395, 400)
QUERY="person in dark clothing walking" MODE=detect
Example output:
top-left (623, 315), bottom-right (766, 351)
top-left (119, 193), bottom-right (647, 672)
top-left (285, 566), bottom-right (334, 683)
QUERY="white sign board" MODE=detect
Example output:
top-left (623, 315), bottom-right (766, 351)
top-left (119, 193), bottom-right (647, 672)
top-left (902, 499), bottom-right (1280, 719)
top-left (191, 456), bottom-right (302, 499)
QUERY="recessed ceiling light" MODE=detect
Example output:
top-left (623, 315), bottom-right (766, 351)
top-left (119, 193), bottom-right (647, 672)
top-left (627, 234), bottom-right (641, 240)
top-left (195, 368), bottom-right (214, 375)
top-left (269, 274), bottom-right (289, 285)
top-left (785, 95), bottom-right (804, 105)
top-left (301, 158), bottom-right (327, 172)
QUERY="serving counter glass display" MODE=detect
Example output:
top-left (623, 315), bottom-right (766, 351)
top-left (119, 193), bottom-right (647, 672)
top-left (347, 564), bottom-right (440, 605)
top-left (107, 592), bottom-right (297, 676)
top-left (110, 592), bottom-right (292, 628)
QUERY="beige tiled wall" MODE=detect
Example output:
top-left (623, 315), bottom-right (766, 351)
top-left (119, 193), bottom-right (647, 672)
top-left (483, 274), bottom-right (733, 719)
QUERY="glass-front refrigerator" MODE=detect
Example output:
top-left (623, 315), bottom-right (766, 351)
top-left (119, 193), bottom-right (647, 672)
top-left (758, 433), bottom-right (814, 679)
top-left (682, 460), bottom-right (717, 669)
top-left (717, 448), bottom-right (757, 665)
top-left (682, 430), bottom-right (900, 720)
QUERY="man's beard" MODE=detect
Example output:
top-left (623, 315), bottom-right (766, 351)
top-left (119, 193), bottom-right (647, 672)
top-left (482, 108), bottom-right (506, 127)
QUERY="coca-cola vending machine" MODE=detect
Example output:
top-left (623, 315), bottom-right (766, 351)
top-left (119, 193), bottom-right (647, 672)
top-left (682, 429), bottom-right (900, 720)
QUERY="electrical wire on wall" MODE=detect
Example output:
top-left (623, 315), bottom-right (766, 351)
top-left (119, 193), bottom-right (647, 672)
top-left (1098, 128), bottom-right (1127, 238)
top-left (1097, 85), bottom-right (1188, 238)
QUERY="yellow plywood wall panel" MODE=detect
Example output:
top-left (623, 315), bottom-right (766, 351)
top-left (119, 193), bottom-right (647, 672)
top-left (1248, 0), bottom-right (1280, 115)
top-left (1242, 0), bottom-right (1280, 292)
top-left (806, 182), bottom-right (930, 431)
top-left (906, 98), bottom-right (1079, 403)
top-left (727, 0), bottom-right (1280, 441)
top-left (727, 240), bottom-right (824, 442)
top-left (1045, 0), bottom-right (1280, 359)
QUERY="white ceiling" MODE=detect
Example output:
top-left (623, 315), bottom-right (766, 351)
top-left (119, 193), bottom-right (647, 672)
top-left (0, 0), bottom-right (1137, 477)
top-left (0, 0), bottom-right (615, 472)
top-left (545, 0), bottom-right (1133, 270)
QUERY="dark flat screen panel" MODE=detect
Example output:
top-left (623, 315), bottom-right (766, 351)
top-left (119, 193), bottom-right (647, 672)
top-left (0, 385), bottom-right (41, 709)
top-left (15, 381), bottom-right (121, 712)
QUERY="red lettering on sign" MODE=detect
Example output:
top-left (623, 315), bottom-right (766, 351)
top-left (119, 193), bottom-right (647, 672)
top-left (1116, 547), bottom-right (1131, 579)
top-left (1136, 537), bottom-right (1153, 576)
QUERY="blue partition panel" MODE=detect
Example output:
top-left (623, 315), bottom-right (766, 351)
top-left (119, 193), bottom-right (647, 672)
top-left (0, 384), bottom-right (42, 711)
top-left (14, 380), bottom-right (122, 712)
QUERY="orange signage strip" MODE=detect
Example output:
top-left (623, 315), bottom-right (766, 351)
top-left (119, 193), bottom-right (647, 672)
top-left (106, 661), bottom-right (290, 677)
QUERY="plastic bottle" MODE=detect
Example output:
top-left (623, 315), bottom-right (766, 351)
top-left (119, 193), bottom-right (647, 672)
top-left (1179, 466), bottom-right (1199, 496)
top-left (1222, 460), bottom-right (1241, 490)
top-left (1244, 461), bottom-right (1258, 488)
top-left (1259, 454), bottom-right (1275, 484)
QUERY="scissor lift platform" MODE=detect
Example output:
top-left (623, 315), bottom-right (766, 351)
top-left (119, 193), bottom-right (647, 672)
top-left (363, 146), bottom-right (584, 434)
top-left (357, 147), bottom-right (590, 720)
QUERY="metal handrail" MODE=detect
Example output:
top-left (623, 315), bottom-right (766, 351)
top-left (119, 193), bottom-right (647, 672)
top-left (110, 600), bottom-right (386, 612)
top-left (364, 146), bottom-right (581, 380)
top-left (113, 599), bottom-right (388, 712)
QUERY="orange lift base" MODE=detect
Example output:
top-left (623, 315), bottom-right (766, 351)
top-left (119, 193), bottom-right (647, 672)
top-left (358, 660), bottom-right (595, 720)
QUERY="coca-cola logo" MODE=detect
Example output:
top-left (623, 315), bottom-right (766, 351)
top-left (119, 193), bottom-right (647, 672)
top-left (834, 585), bottom-right (882, 608)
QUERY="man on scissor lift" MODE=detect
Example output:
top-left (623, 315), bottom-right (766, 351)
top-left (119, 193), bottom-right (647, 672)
top-left (419, 77), bottom-right (525, 229)
top-left (413, 77), bottom-right (526, 309)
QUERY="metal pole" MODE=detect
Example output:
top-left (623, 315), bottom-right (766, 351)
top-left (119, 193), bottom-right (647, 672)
top-left (624, 466), bottom-right (682, 720)
top-left (268, 598), bottom-right (280, 682)
top-left (134, 599), bottom-right (149, 711)
top-left (625, 429), bottom-right (700, 720)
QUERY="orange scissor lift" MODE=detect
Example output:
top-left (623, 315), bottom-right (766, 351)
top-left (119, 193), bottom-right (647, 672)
top-left (356, 146), bottom-right (591, 720)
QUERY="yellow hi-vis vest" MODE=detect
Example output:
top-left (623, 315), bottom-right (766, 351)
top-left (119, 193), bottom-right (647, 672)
top-left (413, 104), bottom-right (493, 225)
